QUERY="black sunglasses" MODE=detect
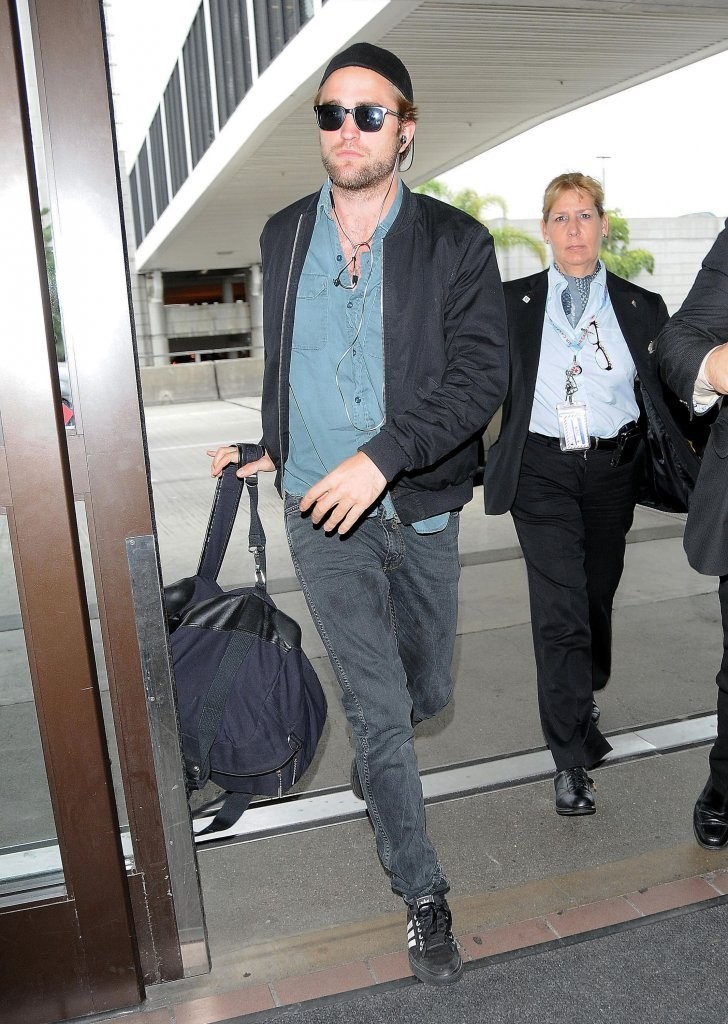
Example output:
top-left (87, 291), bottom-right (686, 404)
top-left (314, 103), bottom-right (400, 132)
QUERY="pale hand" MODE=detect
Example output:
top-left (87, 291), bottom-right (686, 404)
top-left (705, 343), bottom-right (728, 396)
top-left (207, 445), bottom-right (276, 478)
top-left (300, 452), bottom-right (387, 535)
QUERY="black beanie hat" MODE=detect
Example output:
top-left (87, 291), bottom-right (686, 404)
top-left (319, 42), bottom-right (413, 103)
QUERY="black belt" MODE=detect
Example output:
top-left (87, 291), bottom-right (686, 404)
top-left (528, 421), bottom-right (638, 452)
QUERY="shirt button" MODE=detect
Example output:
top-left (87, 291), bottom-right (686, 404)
top-left (354, 397), bottom-right (361, 404)
top-left (347, 301), bottom-right (353, 308)
top-left (352, 348), bottom-right (357, 355)
top-left (337, 254), bottom-right (342, 261)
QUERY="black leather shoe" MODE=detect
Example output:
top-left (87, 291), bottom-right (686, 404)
top-left (591, 699), bottom-right (600, 725)
top-left (554, 767), bottom-right (596, 816)
top-left (693, 780), bottom-right (728, 850)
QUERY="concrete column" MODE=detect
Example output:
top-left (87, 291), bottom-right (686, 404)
top-left (244, 263), bottom-right (263, 356)
top-left (147, 270), bottom-right (170, 365)
top-left (222, 276), bottom-right (234, 304)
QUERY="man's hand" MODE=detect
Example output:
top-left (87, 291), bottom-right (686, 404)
top-left (704, 343), bottom-right (728, 396)
top-left (207, 445), bottom-right (276, 478)
top-left (300, 452), bottom-right (387, 535)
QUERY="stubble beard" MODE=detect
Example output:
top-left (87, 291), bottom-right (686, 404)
top-left (323, 137), bottom-right (400, 196)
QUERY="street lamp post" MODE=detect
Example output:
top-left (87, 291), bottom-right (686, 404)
top-left (596, 155), bottom-right (612, 193)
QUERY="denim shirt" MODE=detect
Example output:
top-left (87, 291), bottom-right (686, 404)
top-left (284, 180), bottom-right (448, 534)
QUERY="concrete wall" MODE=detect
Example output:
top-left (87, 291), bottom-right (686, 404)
top-left (165, 300), bottom-right (251, 338)
top-left (493, 212), bottom-right (724, 313)
top-left (140, 357), bottom-right (264, 405)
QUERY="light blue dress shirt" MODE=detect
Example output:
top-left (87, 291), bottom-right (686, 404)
top-left (529, 263), bottom-right (640, 439)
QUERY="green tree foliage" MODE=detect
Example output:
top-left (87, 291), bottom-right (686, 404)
top-left (600, 209), bottom-right (655, 280)
top-left (414, 180), bottom-right (547, 267)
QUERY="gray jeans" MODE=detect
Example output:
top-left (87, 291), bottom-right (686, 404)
top-left (284, 495), bottom-right (460, 900)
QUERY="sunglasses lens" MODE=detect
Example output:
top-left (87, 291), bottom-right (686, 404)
top-left (354, 105), bottom-right (385, 131)
top-left (316, 105), bottom-right (345, 131)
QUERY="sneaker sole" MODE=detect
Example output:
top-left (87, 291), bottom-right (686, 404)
top-left (408, 952), bottom-right (464, 986)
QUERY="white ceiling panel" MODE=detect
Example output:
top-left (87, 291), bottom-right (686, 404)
top-left (133, 0), bottom-right (728, 272)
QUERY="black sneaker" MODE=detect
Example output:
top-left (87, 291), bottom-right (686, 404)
top-left (406, 894), bottom-right (463, 985)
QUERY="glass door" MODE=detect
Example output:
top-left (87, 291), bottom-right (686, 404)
top-left (0, 1), bottom-right (206, 1020)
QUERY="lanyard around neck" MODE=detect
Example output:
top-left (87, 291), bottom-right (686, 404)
top-left (546, 280), bottom-right (609, 350)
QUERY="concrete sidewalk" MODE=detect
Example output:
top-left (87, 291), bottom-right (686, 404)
top-left (7, 396), bottom-right (728, 1023)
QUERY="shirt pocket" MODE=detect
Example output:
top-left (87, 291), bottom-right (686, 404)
top-left (292, 274), bottom-right (328, 351)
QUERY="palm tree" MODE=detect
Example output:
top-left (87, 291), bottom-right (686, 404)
top-left (601, 210), bottom-right (655, 280)
top-left (414, 180), bottom-right (547, 268)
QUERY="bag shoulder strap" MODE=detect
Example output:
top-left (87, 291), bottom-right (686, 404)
top-left (197, 443), bottom-right (267, 585)
top-left (193, 629), bottom-right (256, 787)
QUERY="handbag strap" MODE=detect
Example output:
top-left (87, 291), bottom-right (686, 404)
top-left (196, 790), bottom-right (255, 836)
top-left (194, 629), bottom-right (255, 784)
top-left (196, 443), bottom-right (267, 587)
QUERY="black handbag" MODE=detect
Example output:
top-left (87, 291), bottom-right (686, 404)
top-left (164, 446), bottom-right (327, 835)
top-left (636, 381), bottom-right (702, 513)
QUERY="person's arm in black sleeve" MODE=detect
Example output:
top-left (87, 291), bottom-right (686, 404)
top-left (656, 220), bottom-right (728, 406)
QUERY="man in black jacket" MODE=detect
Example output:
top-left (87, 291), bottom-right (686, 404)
top-left (210, 43), bottom-right (507, 984)
top-left (655, 219), bottom-right (728, 850)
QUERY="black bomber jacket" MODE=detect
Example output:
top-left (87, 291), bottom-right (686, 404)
top-left (259, 183), bottom-right (509, 524)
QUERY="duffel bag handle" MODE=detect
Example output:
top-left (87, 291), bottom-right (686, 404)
top-left (197, 443), bottom-right (267, 587)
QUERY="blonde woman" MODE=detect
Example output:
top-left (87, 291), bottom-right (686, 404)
top-left (485, 172), bottom-right (699, 815)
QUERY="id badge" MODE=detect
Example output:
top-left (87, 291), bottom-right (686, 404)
top-left (556, 401), bottom-right (590, 452)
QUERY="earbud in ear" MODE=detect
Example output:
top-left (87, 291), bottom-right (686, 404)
top-left (400, 135), bottom-right (407, 145)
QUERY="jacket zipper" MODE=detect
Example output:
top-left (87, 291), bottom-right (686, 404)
top-left (279, 214), bottom-right (304, 467)
top-left (380, 243), bottom-right (387, 425)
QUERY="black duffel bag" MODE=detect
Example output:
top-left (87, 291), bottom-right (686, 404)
top-left (164, 446), bottom-right (327, 835)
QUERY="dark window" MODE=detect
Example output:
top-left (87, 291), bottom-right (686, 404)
top-left (164, 66), bottom-right (188, 195)
top-left (183, 8), bottom-right (215, 167)
top-left (137, 142), bottom-right (154, 238)
top-left (254, 1), bottom-right (315, 73)
top-left (149, 108), bottom-right (169, 217)
top-left (129, 164), bottom-right (143, 247)
top-left (210, 0), bottom-right (253, 128)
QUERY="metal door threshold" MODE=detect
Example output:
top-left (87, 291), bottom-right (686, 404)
top-left (192, 713), bottom-right (717, 849)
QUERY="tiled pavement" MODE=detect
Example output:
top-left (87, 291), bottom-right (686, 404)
top-left (83, 862), bottom-right (728, 1024)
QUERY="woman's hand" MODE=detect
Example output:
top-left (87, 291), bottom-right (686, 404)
top-left (207, 445), bottom-right (276, 478)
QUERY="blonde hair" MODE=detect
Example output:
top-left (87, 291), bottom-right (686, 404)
top-left (542, 172), bottom-right (605, 221)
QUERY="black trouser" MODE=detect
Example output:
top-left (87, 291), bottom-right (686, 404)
top-left (511, 433), bottom-right (644, 771)
top-left (709, 576), bottom-right (728, 794)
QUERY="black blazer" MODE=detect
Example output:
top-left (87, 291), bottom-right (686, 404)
top-left (484, 268), bottom-right (700, 515)
top-left (656, 220), bottom-right (728, 576)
